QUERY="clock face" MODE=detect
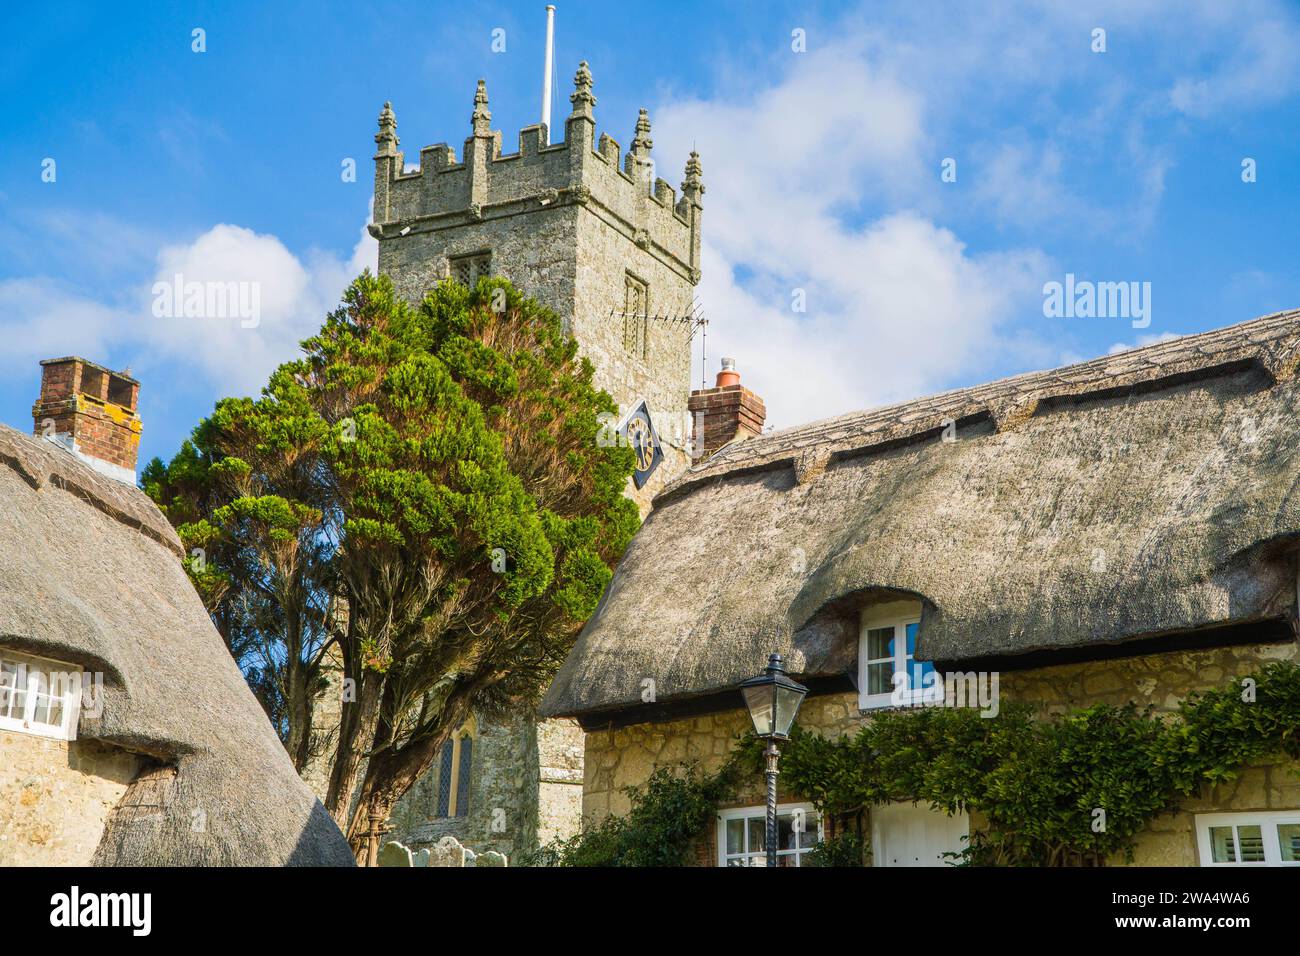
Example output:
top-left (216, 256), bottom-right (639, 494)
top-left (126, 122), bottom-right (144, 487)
top-left (619, 400), bottom-right (663, 490)
top-left (626, 417), bottom-right (655, 471)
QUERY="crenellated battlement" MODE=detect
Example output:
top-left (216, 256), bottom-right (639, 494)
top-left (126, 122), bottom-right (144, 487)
top-left (369, 63), bottom-right (704, 282)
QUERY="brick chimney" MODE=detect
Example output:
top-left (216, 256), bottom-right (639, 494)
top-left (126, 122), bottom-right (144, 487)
top-left (32, 357), bottom-right (142, 485)
top-left (687, 357), bottom-right (766, 460)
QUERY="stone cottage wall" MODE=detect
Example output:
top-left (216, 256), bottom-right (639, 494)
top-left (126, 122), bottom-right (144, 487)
top-left (0, 732), bottom-right (139, 865)
top-left (581, 640), bottom-right (1300, 866)
top-left (536, 717), bottom-right (585, 847)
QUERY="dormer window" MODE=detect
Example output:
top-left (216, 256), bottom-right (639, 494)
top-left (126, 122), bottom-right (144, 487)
top-left (0, 650), bottom-right (84, 740)
top-left (858, 600), bottom-right (936, 710)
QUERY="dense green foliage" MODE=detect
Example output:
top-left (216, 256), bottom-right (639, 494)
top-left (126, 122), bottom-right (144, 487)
top-left (540, 663), bottom-right (1300, 866)
top-left (145, 272), bottom-right (638, 850)
top-left (528, 763), bottom-right (741, 867)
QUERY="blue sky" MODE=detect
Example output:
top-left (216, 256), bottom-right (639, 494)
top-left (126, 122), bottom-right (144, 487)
top-left (2, 0), bottom-right (1298, 468)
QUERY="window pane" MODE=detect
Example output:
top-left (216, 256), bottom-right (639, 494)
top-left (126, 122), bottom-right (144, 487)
top-left (867, 661), bottom-right (893, 695)
top-left (726, 818), bottom-right (744, 855)
top-left (747, 817), bottom-right (765, 854)
top-left (435, 741), bottom-right (454, 817)
top-left (30, 670), bottom-right (50, 723)
top-left (0, 660), bottom-right (19, 717)
top-left (1277, 824), bottom-right (1300, 862)
top-left (909, 659), bottom-right (936, 692)
top-left (797, 815), bottom-right (822, 849)
top-left (1209, 826), bottom-right (1236, 863)
top-left (1237, 825), bottom-right (1265, 862)
top-left (454, 736), bottom-right (473, 817)
top-left (777, 813), bottom-right (797, 850)
top-left (866, 627), bottom-right (893, 660)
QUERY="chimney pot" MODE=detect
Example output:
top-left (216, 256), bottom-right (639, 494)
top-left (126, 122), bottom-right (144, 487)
top-left (716, 356), bottom-right (740, 388)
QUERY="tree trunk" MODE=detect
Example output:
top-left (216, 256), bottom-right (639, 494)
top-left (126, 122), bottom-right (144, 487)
top-left (324, 613), bottom-right (385, 827)
top-left (283, 652), bottom-right (316, 772)
top-left (345, 695), bottom-right (474, 863)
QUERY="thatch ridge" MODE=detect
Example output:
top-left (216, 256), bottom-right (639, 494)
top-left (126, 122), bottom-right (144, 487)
top-left (658, 308), bottom-right (1300, 504)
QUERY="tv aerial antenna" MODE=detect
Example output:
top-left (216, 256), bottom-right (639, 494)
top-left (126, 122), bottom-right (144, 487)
top-left (607, 297), bottom-right (709, 387)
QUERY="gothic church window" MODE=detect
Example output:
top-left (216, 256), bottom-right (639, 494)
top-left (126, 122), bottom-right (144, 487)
top-left (623, 274), bottom-right (649, 361)
top-left (435, 739), bottom-right (455, 817)
top-left (450, 252), bottom-right (492, 288)
top-left (454, 735), bottom-right (473, 818)
top-left (432, 718), bottom-right (477, 819)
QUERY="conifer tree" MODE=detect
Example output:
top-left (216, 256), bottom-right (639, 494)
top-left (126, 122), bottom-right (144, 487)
top-left (145, 272), bottom-right (638, 855)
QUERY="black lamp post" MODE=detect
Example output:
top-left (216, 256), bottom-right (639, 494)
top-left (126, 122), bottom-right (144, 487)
top-left (739, 653), bottom-right (808, 867)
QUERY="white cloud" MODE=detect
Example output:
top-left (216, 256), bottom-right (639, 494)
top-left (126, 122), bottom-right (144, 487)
top-left (652, 41), bottom-right (1049, 428)
top-left (0, 214), bottom-right (377, 398)
top-left (1168, 14), bottom-right (1300, 117)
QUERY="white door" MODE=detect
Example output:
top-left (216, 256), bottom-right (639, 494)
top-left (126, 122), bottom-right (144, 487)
top-left (872, 802), bottom-right (968, 867)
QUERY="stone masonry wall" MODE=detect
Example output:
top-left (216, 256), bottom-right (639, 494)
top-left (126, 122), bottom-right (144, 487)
top-left (536, 717), bottom-right (585, 847)
top-left (581, 640), bottom-right (1300, 866)
top-left (0, 731), bottom-right (140, 865)
top-left (388, 710), bottom-right (585, 860)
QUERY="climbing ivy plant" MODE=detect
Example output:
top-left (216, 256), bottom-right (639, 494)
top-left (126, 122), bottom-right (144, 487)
top-left (538, 662), bottom-right (1300, 866)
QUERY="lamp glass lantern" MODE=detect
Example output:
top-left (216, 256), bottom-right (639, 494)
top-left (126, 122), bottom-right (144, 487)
top-left (740, 653), bottom-right (807, 740)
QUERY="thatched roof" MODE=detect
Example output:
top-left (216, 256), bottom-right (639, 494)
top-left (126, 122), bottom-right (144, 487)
top-left (543, 309), bottom-right (1300, 720)
top-left (0, 425), bottom-right (354, 865)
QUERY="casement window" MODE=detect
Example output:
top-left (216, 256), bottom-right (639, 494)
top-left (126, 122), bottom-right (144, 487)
top-left (0, 650), bottom-right (83, 741)
top-left (717, 803), bottom-right (822, 867)
top-left (449, 252), bottom-right (491, 288)
top-left (433, 720), bottom-right (476, 819)
top-left (858, 599), bottom-right (936, 710)
top-left (1195, 811), bottom-right (1300, 867)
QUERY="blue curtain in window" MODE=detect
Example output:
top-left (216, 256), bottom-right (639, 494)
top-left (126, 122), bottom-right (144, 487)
top-left (454, 736), bottom-right (473, 817)
top-left (435, 740), bottom-right (454, 817)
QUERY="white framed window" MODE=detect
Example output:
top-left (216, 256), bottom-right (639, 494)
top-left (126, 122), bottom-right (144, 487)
top-left (0, 649), bottom-right (83, 741)
top-left (858, 599), bottom-right (935, 710)
top-left (1195, 811), bottom-right (1300, 867)
top-left (717, 802), bottom-right (822, 867)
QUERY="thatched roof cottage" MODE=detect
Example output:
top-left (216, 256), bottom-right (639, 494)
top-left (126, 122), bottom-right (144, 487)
top-left (0, 358), bottom-right (354, 865)
top-left (541, 309), bottom-right (1300, 867)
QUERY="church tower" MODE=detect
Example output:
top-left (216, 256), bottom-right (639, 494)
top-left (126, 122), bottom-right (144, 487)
top-left (369, 63), bottom-right (704, 504)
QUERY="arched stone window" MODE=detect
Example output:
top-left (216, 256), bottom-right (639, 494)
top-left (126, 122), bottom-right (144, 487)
top-left (433, 717), bottom-right (477, 818)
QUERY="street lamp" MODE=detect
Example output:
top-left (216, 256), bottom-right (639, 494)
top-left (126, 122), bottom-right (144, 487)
top-left (739, 653), bottom-right (808, 867)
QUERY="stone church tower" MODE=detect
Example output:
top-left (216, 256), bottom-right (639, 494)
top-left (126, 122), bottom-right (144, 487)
top-left (369, 62), bottom-right (703, 505)
top-left (367, 64), bottom-right (704, 861)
